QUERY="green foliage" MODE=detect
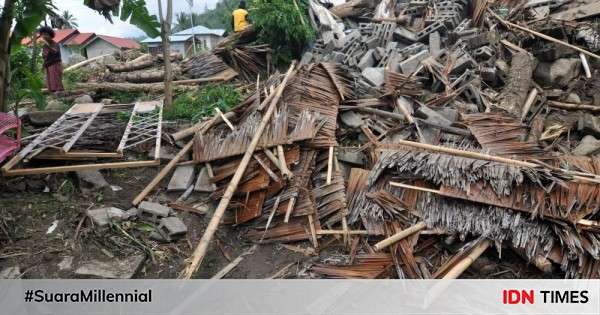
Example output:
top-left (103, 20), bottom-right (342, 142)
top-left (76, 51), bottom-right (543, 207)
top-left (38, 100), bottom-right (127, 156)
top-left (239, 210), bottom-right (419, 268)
top-left (63, 68), bottom-right (91, 90)
top-left (9, 46), bottom-right (45, 109)
top-left (109, 90), bottom-right (144, 104)
top-left (116, 111), bottom-right (132, 122)
top-left (249, 0), bottom-right (314, 65)
top-left (60, 10), bottom-right (78, 29)
top-left (11, 0), bottom-right (57, 47)
top-left (173, 0), bottom-right (240, 33)
top-left (84, 0), bottom-right (161, 38)
top-left (164, 84), bottom-right (240, 122)
top-left (119, 0), bottom-right (161, 38)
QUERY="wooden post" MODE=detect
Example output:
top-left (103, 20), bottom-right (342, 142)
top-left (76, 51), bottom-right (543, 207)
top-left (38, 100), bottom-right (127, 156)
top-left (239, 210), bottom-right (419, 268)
top-left (373, 222), bottom-right (427, 251)
top-left (181, 62), bottom-right (297, 279)
top-left (158, 0), bottom-right (174, 107)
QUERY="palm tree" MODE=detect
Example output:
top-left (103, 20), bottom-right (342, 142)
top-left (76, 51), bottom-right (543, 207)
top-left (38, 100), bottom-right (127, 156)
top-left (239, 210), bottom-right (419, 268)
top-left (60, 10), bottom-right (78, 29)
top-left (173, 12), bottom-right (191, 33)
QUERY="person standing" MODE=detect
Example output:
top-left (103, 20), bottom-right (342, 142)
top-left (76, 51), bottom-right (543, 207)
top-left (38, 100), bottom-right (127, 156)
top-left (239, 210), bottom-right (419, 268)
top-left (36, 26), bottom-right (64, 93)
top-left (232, 0), bottom-right (250, 33)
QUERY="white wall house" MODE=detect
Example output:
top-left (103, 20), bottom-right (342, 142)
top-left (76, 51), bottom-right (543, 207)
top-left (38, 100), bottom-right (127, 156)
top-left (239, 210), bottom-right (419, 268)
top-left (142, 25), bottom-right (225, 58)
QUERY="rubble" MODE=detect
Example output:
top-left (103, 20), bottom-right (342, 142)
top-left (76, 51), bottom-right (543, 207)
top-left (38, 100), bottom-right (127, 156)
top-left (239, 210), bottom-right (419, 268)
top-left (5, 0), bottom-right (600, 280)
top-left (74, 255), bottom-right (145, 279)
top-left (138, 201), bottom-right (171, 222)
top-left (167, 165), bottom-right (196, 191)
top-left (86, 207), bottom-right (128, 227)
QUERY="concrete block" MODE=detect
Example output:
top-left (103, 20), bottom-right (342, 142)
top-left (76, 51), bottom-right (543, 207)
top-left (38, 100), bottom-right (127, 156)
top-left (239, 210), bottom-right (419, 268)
top-left (393, 26), bottom-right (417, 42)
top-left (167, 165), bottom-right (196, 191)
top-left (358, 50), bottom-right (376, 70)
top-left (138, 201), bottom-right (171, 222)
top-left (194, 166), bottom-right (215, 192)
top-left (399, 50), bottom-right (430, 74)
top-left (157, 217), bottom-right (188, 241)
top-left (87, 207), bottom-right (127, 227)
top-left (361, 67), bottom-right (385, 87)
top-left (75, 255), bottom-right (145, 279)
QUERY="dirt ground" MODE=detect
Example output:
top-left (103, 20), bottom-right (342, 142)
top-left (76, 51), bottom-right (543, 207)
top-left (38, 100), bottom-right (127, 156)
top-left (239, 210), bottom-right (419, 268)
top-left (0, 164), bottom-right (547, 279)
top-left (0, 166), bottom-right (310, 279)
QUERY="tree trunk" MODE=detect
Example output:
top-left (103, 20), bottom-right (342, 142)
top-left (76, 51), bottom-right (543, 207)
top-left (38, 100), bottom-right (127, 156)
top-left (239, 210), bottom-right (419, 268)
top-left (0, 0), bottom-right (16, 112)
top-left (158, 0), bottom-right (174, 108)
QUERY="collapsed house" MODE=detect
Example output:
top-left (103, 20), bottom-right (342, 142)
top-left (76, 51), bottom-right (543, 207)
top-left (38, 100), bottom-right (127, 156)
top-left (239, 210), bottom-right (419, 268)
top-left (4, 0), bottom-right (600, 279)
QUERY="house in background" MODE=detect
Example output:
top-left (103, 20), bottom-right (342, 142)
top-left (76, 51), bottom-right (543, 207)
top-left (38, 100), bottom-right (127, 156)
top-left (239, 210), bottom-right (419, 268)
top-left (22, 29), bottom-right (141, 64)
top-left (62, 32), bottom-right (95, 63)
top-left (142, 25), bottom-right (224, 58)
top-left (81, 35), bottom-right (140, 59)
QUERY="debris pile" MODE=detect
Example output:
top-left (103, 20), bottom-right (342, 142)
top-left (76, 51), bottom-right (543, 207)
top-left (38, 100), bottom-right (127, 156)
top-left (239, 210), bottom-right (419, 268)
top-left (5, 0), bottom-right (600, 279)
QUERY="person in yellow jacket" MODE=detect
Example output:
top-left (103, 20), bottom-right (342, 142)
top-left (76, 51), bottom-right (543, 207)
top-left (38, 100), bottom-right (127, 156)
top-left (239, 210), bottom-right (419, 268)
top-left (232, 1), bottom-right (250, 32)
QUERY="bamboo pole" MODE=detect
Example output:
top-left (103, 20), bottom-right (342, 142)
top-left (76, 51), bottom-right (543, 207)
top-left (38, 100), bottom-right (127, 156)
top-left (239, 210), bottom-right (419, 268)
top-left (181, 62), bottom-right (297, 279)
top-left (380, 139), bottom-right (538, 168)
top-left (326, 146), bottom-right (334, 185)
top-left (547, 100), bottom-right (600, 112)
top-left (132, 140), bottom-right (193, 205)
top-left (373, 222), bottom-right (427, 251)
top-left (490, 9), bottom-right (600, 60)
top-left (316, 229), bottom-right (369, 235)
top-left (64, 54), bottom-right (112, 72)
top-left (441, 239), bottom-right (490, 279)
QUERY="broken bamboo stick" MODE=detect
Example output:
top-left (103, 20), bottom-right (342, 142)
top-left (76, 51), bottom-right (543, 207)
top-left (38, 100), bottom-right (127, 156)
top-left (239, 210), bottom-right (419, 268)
top-left (210, 245), bottom-right (257, 279)
top-left (326, 146), bottom-right (334, 185)
top-left (132, 140), bottom-right (193, 205)
top-left (373, 222), bottom-right (427, 251)
top-left (547, 100), bottom-right (600, 112)
top-left (277, 145), bottom-right (293, 179)
top-left (441, 239), bottom-right (490, 279)
top-left (316, 229), bottom-right (369, 235)
top-left (580, 53), bottom-right (592, 79)
top-left (181, 61), bottom-right (297, 279)
top-left (215, 107), bottom-right (235, 131)
top-left (520, 88), bottom-right (538, 122)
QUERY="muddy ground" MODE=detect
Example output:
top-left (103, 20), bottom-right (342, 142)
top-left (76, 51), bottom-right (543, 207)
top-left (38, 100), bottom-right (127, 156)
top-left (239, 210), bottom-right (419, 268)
top-left (0, 166), bottom-right (547, 279)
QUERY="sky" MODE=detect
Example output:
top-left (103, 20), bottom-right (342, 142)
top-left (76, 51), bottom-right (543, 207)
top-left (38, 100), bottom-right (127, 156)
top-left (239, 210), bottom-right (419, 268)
top-left (52, 0), bottom-right (223, 38)
top-left (1, 0), bottom-right (348, 38)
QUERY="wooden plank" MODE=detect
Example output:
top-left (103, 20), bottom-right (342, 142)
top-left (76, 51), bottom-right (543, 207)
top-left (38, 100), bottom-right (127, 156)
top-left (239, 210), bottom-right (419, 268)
top-left (3, 160), bottom-right (159, 176)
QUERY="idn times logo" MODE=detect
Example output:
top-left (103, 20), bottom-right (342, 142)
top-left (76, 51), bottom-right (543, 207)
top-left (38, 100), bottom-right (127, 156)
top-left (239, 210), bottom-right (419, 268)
top-left (502, 289), bottom-right (589, 304)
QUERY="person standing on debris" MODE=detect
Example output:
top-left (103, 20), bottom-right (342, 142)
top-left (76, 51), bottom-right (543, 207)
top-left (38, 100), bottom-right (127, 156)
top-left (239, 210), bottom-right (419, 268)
top-left (36, 26), bottom-right (64, 93)
top-left (232, 0), bottom-right (250, 33)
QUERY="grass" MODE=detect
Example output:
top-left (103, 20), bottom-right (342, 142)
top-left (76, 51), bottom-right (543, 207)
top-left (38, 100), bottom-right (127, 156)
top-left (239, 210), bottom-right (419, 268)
top-left (163, 84), bottom-right (240, 122)
top-left (63, 68), bottom-right (92, 90)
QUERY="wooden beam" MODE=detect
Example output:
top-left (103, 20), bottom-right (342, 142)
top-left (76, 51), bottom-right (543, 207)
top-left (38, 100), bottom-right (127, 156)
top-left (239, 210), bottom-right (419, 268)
top-left (3, 160), bottom-right (159, 176)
